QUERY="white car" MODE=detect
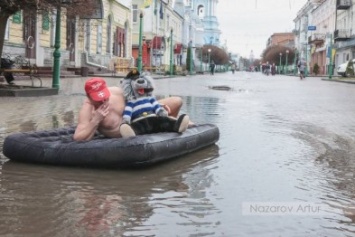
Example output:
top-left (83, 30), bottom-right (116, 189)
top-left (337, 59), bottom-right (355, 77)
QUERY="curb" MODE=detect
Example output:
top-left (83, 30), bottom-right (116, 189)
top-left (321, 78), bottom-right (355, 84)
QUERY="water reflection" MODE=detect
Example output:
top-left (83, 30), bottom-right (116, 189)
top-left (0, 145), bottom-right (219, 236)
top-left (292, 123), bottom-right (355, 232)
top-left (19, 120), bottom-right (37, 132)
top-left (62, 111), bottom-right (75, 127)
top-left (3, 75), bottom-right (355, 235)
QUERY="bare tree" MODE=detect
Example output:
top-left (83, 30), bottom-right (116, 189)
top-left (261, 45), bottom-right (295, 65)
top-left (202, 45), bottom-right (229, 65)
top-left (0, 0), bottom-right (96, 58)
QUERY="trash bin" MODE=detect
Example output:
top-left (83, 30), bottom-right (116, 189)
top-left (81, 67), bottom-right (89, 77)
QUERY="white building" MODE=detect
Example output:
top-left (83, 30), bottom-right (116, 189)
top-left (309, 0), bottom-right (336, 75)
top-left (293, 0), bottom-right (326, 74)
top-left (334, 0), bottom-right (355, 66)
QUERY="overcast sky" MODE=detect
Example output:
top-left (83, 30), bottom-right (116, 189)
top-left (216, 0), bottom-right (308, 59)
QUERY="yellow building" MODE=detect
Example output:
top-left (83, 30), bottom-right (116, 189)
top-left (3, 0), bottom-right (133, 72)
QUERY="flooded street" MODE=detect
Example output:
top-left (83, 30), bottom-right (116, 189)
top-left (1, 72), bottom-right (355, 236)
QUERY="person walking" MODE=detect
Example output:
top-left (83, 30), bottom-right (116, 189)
top-left (231, 63), bottom-right (236, 74)
top-left (298, 58), bottom-right (306, 80)
top-left (210, 61), bottom-right (215, 75)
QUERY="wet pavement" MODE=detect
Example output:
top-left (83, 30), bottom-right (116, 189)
top-left (1, 72), bottom-right (355, 236)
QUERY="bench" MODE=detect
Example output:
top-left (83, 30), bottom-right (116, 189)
top-left (112, 66), bottom-right (137, 76)
top-left (0, 55), bottom-right (42, 87)
top-left (143, 66), bottom-right (164, 72)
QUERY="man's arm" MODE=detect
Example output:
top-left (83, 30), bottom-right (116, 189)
top-left (73, 100), bottom-right (108, 141)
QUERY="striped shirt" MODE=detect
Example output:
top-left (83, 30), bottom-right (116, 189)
top-left (123, 96), bottom-right (162, 123)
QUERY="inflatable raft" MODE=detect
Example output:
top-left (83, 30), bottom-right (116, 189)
top-left (3, 124), bottom-right (219, 168)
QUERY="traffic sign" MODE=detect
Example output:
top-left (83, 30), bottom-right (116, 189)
top-left (308, 26), bottom-right (316, 31)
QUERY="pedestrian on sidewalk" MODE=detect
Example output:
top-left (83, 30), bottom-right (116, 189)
top-left (298, 58), bottom-right (306, 80)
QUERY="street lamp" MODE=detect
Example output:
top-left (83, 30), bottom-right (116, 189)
top-left (279, 52), bottom-right (282, 74)
top-left (305, 43), bottom-right (308, 77)
top-left (208, 48), bottom-right (211, 66)
top-left (188, 40), bottom-right (193, 75)
top-left (285, 50), bottom-right (289, 74)
top-left (137, 11), bottom-right (144, 73)
top-left (199, 48), bottom-right (203, 73)
top-left (328, 33), bottom-right (333, 79)
top-left (169, 28), bottom-right (173, 76)
top-left (52, 0), bottom-right (72, 89)
top-left (293, 49), bottom-right (298, 75)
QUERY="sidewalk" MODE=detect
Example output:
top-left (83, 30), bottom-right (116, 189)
top-left (321, 77), bottom-right (355, 84)
top-left (0, 71), bottom-right (176, 97)
top-left (285, 73), bottom-right (355, 84)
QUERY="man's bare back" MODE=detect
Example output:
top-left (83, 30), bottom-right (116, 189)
top-left (73, 78), bottom-right (183, 141)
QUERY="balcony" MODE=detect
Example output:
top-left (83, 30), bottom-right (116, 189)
top-left (334, 29), bottom-right (351, 41)
top-left (308, 33), bottom-right (325, 45)
top-left (336, 0), bottom-right (351, 10)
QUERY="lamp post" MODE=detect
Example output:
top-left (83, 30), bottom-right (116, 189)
top-left (52, 0), bottom-right (71, 89)
top-left (279, 52), bottom-right (282, 74)
top-left (199, 48), bottom-right (203, 73)
top-left (328, 33), bottom-right (333, 79)
top-left (52, 4), bottom-right (62, 89)
top-left (293, 49), bottom-right (298, 75)
top-left (208, 48), bottom-right (211, 74)
top-left (169, 28), bottom-right (173, 76)
top-left (305, 43), bottom-right (308, 77)
top-left (189, 40), bottom-right (193, 75)
top-left (137, 11), bottom-right (144, 73)
top-left (285, 50), bottom-right (289, 74)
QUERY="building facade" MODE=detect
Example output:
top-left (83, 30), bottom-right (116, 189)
top-left (293, 0), bottom-right (326, 74)
top-left (3, 0), bottom-right (133, 72)
top-left (2, 0), bottom-right (224, 74)
top-left (267, 33), bottom-right (295, 48)
top-left (334, 0), bottom-right (355, 66)
top-left (308, 0), bottom-right (335, 75)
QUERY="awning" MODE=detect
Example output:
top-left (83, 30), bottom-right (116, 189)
top-left (151, 36), bottom-right (165, 50)
top-left (174, 43), bottom-right (183, 54)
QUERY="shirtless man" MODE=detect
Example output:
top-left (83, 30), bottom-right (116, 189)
top-left (73, 77), bottom-right (182, 141)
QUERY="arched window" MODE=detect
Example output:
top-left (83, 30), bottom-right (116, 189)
top-left (106, 15), bottom-right (112, 54)
top-left (197, 5), bottom-right (204, 19)
top-left (5, 19), bottom-right (10, 40)
top-left (97, 23), bottom-right (102, 54)
top-left (85, 19), bottom-right (91, 52)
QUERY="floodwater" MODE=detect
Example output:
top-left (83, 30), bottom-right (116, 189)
top-left (1, 73), bottom-right (355, 236)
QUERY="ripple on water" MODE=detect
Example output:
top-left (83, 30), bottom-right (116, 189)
top-left (291, 123), bottom-right (355, 231)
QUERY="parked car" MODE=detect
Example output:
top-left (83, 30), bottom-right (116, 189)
top-left (337, 59), bottom-right (355, 77)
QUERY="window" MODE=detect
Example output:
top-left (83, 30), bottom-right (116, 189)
top-left (198, 5), bottom-right (204, 19)
top-left (133, 4), bottom-right (138, 23)
top-left (12, 11), bottom-right (21, 24)
top-left (50, 12), bottom-right (56, 46)
top-left (97, 23), bottom-right (102, 54)
top-left (5, 19), bottom-right (9, 40)
top-left (166, 15), bottom-right (170, 31)
top-left (85, 19), bottom-right (91, 52)
top-left (42, 11), bottom-right (50, 31)
top-left (106, 15), bottom-right (112, 53)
